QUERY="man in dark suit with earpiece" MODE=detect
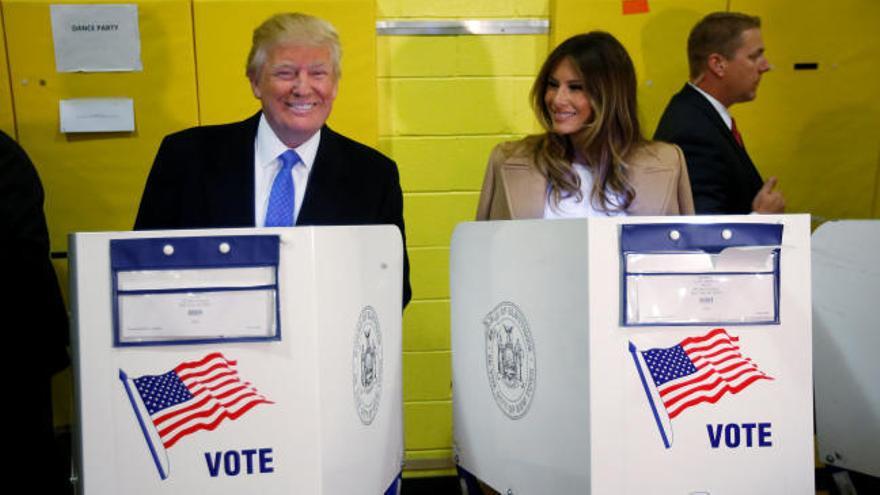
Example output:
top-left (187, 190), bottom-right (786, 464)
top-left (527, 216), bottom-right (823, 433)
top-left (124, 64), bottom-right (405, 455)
top-left (654, 12), bottom-right (784, 215)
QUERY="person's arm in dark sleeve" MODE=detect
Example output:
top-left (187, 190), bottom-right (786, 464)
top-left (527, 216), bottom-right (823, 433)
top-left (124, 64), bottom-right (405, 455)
top-left (378, 159), bottom-right (412, 309)
top-left (655, 120), bottom-right (731, 214)
top-left (0, 131), bottom-right (69, 376)
top-left (673, 138), bottom-right (732, 214)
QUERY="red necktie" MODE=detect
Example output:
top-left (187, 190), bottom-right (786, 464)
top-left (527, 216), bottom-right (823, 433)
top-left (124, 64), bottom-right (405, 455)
top-left (730, 118), bottom-right (745, 148)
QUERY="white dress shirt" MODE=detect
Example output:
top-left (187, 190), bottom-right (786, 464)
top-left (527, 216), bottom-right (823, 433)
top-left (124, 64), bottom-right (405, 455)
top-left (253, 115), bottom-right (320, 226)
top-left (689, 82), bottom-right (733, 130)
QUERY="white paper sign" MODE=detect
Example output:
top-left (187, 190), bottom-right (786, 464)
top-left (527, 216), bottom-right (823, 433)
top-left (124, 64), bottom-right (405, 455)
top-left (626, 273), bottom-right (776, 324)
top-left (59, 98), bottom-right (135, 133)
top-left (623, 247), bottom-right (779, 324)
top-left (51, 4), bottom-right (142, 72)
top-left (115, 265), bottom-right (279, 343)
top-left (117, 290), bottom-right (277, 343)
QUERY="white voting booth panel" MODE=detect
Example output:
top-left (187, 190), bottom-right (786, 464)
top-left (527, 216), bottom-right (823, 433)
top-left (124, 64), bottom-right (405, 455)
top-left (451, 216), bottom-right (813, 494)
top-left (813, 220), bottom-right (880, 477)
top-left (70, 226), bottom-right (403, 494)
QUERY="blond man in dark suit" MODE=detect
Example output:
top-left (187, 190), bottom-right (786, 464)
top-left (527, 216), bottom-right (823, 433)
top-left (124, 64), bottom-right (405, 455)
top-left (655, 12), bottom-right (784, 215)
top-left (136, 13), bottom-right (410, 306)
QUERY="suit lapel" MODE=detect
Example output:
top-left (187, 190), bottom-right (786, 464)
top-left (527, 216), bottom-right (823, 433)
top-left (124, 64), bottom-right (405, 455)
top-left (298, 126), bottom-right (346, 225)
top-left (626, 145), bottom-right (674, 215)
top-left (682, 85), bottom-right (758, 173)
top-left (204, 113), bottom-right (259, 227)
top-left (500, 158), bottom-right (546, 219)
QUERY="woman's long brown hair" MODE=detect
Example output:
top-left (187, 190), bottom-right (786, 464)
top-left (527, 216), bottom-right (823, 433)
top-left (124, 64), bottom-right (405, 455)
top-left (530, 31), bottom-right (645, 212)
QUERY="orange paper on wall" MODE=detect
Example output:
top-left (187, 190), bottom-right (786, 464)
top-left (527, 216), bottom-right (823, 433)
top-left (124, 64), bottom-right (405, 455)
top-left (622, 0), bottom-right (650, 15)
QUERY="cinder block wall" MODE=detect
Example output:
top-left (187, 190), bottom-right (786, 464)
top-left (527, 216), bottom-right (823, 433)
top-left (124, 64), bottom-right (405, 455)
top-left (376, 0), bottom-right (547, 476)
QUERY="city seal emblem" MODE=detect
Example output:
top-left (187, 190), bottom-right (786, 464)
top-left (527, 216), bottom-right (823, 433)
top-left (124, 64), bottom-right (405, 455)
top-left (352, 306), bottom-right (382, 425)
top-left (484, 301), bottom-right (536, 419)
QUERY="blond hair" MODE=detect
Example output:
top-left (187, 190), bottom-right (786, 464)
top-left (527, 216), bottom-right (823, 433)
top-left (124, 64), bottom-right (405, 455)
top-left (246, 13), bottom-right (341, 80)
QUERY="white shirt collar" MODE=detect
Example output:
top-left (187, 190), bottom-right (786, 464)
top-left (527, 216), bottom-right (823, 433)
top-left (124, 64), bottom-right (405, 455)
top-left (254, 114), bottom-right (321, 170)
top-left (688, 82), bottom-right (733, 130)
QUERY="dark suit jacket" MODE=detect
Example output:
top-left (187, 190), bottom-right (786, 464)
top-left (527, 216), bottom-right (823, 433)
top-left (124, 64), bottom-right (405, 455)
top-left (135, 113), bottom-right (411, 306)
top-left (0, 131), bottom-right (69, 376)
top-left (654, 84), bottom-right (763, 214)
top-left (0, 131), bottom-right (70, 491)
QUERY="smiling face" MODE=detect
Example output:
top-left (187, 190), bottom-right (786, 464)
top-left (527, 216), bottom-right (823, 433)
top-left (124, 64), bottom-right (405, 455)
top-left (250, 42), bottom-right (338, 147)
top-left (544, 57), bottom-right (592, 136)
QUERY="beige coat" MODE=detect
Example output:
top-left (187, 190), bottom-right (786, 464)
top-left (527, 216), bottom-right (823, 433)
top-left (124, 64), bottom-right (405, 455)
top-left (476, 139), bottom-right (695, 220)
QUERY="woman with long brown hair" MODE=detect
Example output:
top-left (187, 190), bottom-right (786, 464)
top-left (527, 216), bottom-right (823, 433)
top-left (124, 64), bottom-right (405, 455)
top-left (477, 31), bottom-right (694, 219)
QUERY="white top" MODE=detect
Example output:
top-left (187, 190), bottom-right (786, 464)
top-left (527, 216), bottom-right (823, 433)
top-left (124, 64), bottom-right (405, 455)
top-left (253, 115), bottom-right (320, 226)
top-left (689, 82), bottom-right (733, 130)
top-left (543, 162), bottom-right (627, 219)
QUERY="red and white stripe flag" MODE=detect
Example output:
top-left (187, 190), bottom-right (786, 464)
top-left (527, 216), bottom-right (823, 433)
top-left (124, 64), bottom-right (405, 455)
top-left (131, 352), bottom-right (273, 448)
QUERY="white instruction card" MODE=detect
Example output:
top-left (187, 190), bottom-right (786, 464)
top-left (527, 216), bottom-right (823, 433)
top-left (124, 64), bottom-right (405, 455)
top-left (60, 98), bottom-right (135, 133)
top-left (51, 4), bottom-right (142, 72)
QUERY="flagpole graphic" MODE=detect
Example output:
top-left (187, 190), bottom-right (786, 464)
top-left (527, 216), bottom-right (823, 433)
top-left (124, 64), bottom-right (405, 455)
top-left (628, 342), bottom-right (672, 449)
top-left (120, 369), bottom-right (169, 479)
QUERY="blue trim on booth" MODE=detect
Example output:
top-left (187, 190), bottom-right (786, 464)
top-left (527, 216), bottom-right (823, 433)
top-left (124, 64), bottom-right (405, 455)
top-left (620, 223), bottom-right (783, 254)
top-left (619, 223), bottom-right (783, 327)
top-left (110, 235), bottom-right (279, 269)
top-left (457, 465), bottom-right (484, 495)
top-left (116, 285), bottom-right (278, 296)
top-left (384, 472), bottom-right (402, 495)
top-left (110, 235), bottom-right (282, 347)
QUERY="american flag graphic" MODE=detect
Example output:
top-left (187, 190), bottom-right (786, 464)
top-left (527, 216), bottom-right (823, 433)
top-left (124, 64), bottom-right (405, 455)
top-left (129, 352), bottom-right (273, 449)
top-left (636, 328), bottom-right (772, 421)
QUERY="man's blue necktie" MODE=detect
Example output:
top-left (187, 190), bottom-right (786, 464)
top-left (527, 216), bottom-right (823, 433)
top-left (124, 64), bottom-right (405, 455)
top-left (264, 149), bottom-right (300, 227)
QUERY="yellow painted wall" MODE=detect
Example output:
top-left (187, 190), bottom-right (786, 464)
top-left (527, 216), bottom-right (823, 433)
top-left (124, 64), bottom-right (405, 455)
top-left (0, 5), bottom-right (16, 137)
top-left (193, 0), bottom-right (378, 146)
top-left (377, 0), bottom-right (547, 477)
top-left (4, 0), bottom-right (199, 435)
top-left (4, 0), bottom-right (199, 252)
top-left (380, 0), bottom-right (546, 19)
top-left (729, 0), bottom-right (880, 222)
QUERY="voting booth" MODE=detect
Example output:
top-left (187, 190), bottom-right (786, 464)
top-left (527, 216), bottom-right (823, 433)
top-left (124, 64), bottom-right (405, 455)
top-left (813, 220), bottom-right (880, 478)
top-left (451, 216), bottom-right (814, 494)
top-left (69, 226), bottom-right (403, 494)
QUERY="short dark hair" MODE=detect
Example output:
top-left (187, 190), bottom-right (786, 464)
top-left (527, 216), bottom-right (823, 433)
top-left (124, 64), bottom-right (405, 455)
top-left (688, 12), bottom-right (761, 79)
